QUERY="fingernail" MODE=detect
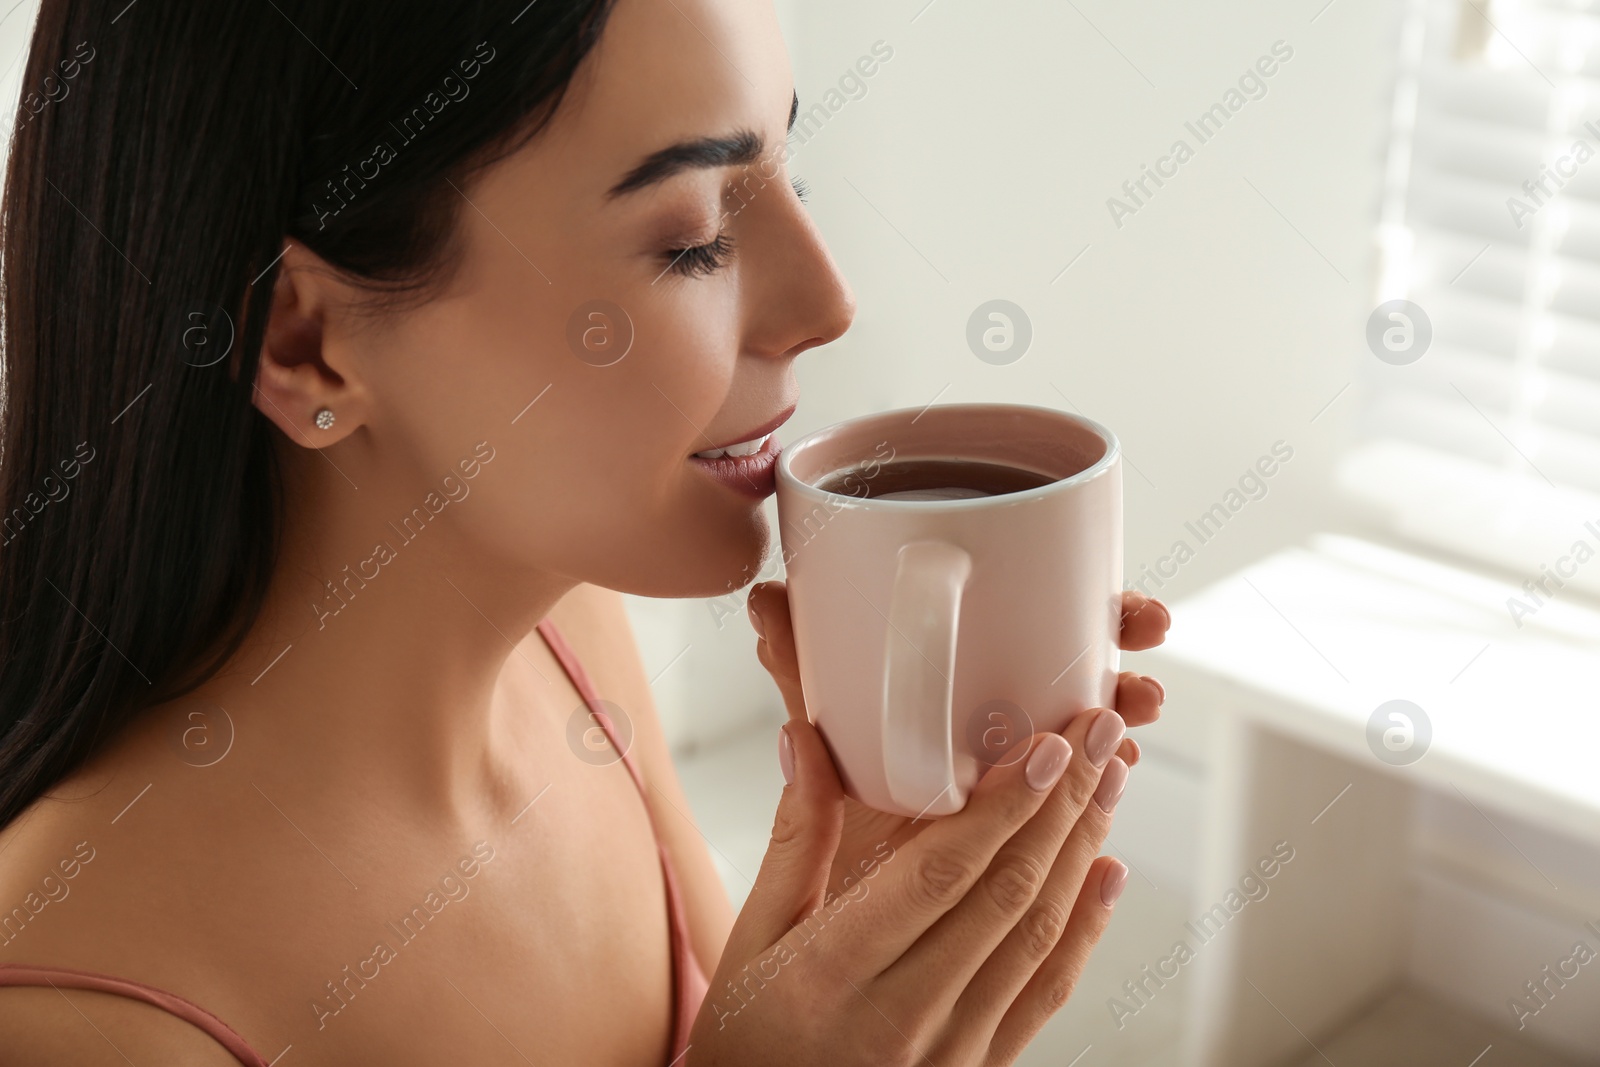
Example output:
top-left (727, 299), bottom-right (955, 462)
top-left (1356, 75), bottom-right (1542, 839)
top-left (747, 595), bottom-right (767, 640)
top-left (1025, 734), bottom-right (1072, 792)
top-left (1085, 708), bottom-right (1126, 768)
top-left (1094, 756), bottom-right (1129, 813)
top-left (1151, 600), bottom-right (1172, 628)
top-left (1101, 860), bottom-right (1130, 907)
top-left (778, 725), bottom-right (795, 785)
top-left (1143, 675), bottom-right (1165, 705)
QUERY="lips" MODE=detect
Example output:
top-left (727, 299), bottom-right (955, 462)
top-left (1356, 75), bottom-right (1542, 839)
top-left (692, 433), bottom-right (771, 460)
top-left (688, 405), bottom-right (795, 500)
top-left (689, 433), bottom-right (782, 499)
top-left (692, 405), bottom-right (796, 458)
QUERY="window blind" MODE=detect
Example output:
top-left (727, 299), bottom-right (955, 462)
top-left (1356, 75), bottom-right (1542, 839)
top-left (1355, 0), bottom-right (1600, 585)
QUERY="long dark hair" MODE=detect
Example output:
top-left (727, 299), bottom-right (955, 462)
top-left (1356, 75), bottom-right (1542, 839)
top-left (0, 0), bottom-right (616, 828)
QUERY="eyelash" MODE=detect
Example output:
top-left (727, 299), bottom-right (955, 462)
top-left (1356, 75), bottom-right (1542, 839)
top-left (666, 232), bottom-right (735, 278)
top-left (662, 175), bottom-right (811, 278)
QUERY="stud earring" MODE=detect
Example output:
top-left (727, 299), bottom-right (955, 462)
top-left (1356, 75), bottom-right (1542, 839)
top-left (314, 408), bottom-right (335, 430)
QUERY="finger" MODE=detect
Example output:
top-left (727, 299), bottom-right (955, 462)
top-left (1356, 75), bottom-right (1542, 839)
top-left (876, 707), bottom-right (1126, 1021)
top-left (953, 755), bottom-right (1132, 1030)
top-left (1119, 592), bottom-right (1170, 651)
top-left (927, 747), bottom-right (1126, 1050)
top-left (1113, 670), bottom-right (1165, 728)
top-left (720, 716), bottom-right (847, 963)
top-left (985, 856), bottom-right (1129, 1064)
top-left (825, 726), bottom-right (1083, 977)
top-left (749, 581), bottom-right (808, 722)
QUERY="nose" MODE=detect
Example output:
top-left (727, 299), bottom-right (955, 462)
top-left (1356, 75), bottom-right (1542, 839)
top-left (745, 180), bottom-right (857, 362)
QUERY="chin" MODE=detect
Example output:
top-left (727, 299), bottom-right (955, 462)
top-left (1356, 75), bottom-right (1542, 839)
top-left (619, 507), bottom-right (773, 600)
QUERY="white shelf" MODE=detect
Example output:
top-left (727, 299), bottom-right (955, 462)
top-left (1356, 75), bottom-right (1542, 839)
top-left (1149, 532), bottom-right (1600, 848)
top-left (1282, 984), bottom-right (1587, 1067)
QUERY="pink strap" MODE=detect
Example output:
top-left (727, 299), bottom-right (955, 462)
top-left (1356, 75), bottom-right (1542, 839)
top-left (536, 619), bottom-right (710, 1059)
top-left (0, 963), bottom-right (268, 1065)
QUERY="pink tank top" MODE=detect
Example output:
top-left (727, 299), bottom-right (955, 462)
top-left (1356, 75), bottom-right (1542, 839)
top-left (0, 619), bottom-right (710, 1064)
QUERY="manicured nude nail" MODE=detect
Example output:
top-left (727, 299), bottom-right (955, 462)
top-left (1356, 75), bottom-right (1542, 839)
top-left (1094, 756), bottom-right (1129, 813)
top-left (1101, 860), bottom-right (1130, 907)
top-left (1085, 708), bottom-right (1126, 768)
top-left (778, 725), bottom-right (795, 785)
top-left (1025, 734), bottom-right (1072, 792)
top-left (1143, 675), bottom-right (1165, 704)
top-left (747, 596), bottom-right (767, 640)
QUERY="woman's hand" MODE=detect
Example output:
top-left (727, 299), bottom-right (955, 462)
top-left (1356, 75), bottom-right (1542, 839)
top-left (758, 584), bottom-right (1168, 903)
top-left (686, 585), bottom-right (1170, 1066)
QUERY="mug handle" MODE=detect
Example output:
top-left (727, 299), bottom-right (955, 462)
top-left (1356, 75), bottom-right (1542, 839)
top-left (883, 540), bottom-right (973, 816)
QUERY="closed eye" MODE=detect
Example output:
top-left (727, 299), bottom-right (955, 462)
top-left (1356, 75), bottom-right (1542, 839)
top-left (663, 231), bottom-right (735, 278)
top-left (660, 172), bottom-right (809, 279)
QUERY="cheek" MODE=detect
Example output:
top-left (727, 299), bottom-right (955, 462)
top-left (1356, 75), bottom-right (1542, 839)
top-left (629, 300), bottom-right (738, 456)
top-left (387, 284), bottom-right (754, 586)
top-left (535, 305), bottom-right (737, 527)
top-left (362, 153), bottom-right (762, 588)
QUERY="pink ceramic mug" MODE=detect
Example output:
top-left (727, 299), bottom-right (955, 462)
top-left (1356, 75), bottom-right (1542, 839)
top-left (774, 403), bottom-right (1122, 818)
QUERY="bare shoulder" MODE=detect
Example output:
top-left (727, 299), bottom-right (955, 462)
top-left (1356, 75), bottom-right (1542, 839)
top-left (0, 985), bottom-right (244, 1065)
top-left (545, 585), bottom-right (661, 719)
top-left (547, 585), bottom-right (645, 672)
top-left (544, 584), bottom-right (736, 963)
top-left (0, 737), bottom-right (261, 1062)
top-left (0, 751), bottom-right (121, 927)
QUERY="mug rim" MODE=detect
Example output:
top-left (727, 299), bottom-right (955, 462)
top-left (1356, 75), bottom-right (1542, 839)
top-left (776, 402), bottom-right (1121, 510)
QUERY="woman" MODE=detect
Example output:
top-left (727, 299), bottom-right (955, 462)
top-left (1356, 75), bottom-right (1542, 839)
top-left (0, 0), bottom-right (1169, 1063)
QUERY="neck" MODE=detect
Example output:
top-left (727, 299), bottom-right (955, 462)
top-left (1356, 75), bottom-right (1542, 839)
top-left (185, 467), bottom-right (576, 825)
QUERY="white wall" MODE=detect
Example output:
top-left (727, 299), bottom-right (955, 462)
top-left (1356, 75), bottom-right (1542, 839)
top-left (0, 0), bottom-right (39, 162)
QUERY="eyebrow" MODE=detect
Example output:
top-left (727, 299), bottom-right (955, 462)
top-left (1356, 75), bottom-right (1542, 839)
top-left (606, 90), bottom-right (800, 200)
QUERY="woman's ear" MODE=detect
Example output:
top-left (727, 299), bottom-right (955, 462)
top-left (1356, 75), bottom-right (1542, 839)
top-left (252, 240), bottom-right (371, 448)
